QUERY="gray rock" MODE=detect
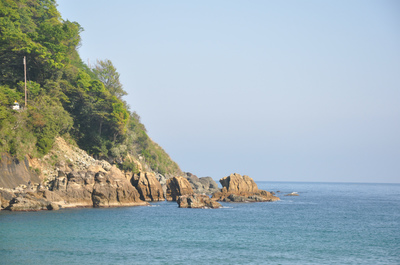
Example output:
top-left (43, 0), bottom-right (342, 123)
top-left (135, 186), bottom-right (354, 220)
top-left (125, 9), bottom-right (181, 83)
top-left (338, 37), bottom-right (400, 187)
top-left (183, 173), bottom-right (219, 195)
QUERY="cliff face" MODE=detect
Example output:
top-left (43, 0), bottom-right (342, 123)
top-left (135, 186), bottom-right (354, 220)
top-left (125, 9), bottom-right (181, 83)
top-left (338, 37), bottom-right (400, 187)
top-left (0, 154), bottom-right (41, 189)
top-left (0, 137), bottom-right (165, 211)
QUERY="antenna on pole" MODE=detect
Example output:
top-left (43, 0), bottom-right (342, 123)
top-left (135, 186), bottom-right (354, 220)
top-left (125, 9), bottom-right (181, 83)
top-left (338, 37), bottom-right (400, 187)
top-left (24, 56), bottom-right (27, 107)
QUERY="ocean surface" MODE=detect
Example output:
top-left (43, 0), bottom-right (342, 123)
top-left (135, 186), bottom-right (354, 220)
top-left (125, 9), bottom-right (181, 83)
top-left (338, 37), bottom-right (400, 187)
top-left (1, 182), bottom-right (399, 265)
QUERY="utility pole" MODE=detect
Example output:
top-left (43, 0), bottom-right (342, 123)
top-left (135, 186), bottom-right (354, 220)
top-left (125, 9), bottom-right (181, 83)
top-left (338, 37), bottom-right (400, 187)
top-left (23, 56), bottom-right (27, 107)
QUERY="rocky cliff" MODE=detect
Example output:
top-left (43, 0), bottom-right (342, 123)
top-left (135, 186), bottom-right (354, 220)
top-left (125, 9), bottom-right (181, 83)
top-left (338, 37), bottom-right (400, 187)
top-left (0, 137), bottom-right (163, 211)
top-left (0, 154), bottom-right (41, 189)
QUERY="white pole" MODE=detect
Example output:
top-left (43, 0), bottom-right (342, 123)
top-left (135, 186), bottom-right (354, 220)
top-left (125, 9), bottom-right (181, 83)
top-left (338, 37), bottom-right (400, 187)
top-left (24, 56), bottom-right (27, 107)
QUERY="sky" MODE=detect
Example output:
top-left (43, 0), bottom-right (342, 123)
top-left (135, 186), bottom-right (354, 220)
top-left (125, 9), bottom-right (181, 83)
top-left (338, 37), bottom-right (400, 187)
top-left (57, 0), bottom-right (400, 183)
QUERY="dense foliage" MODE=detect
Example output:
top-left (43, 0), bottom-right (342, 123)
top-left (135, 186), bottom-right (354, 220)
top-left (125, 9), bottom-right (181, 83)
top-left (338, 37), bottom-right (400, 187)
top-left (0, 0), bottom-right (181, 176)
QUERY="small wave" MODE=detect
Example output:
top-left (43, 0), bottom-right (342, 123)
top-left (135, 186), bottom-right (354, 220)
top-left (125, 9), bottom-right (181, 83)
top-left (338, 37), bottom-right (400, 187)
top-left (147, 205), bottom-right (160, 207)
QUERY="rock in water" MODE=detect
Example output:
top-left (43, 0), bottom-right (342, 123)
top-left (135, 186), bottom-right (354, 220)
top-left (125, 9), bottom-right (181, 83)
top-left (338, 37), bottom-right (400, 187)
top-left (212, 173), bottom-right (280, 202)
top-left (165, 176), bottom-right (193, 201)
top-left (131, 172), bottom-right (164, 201)
top-left (177, 194), bottom-right (221, 209)
top-left (219, 173), bottom-right (258, 193)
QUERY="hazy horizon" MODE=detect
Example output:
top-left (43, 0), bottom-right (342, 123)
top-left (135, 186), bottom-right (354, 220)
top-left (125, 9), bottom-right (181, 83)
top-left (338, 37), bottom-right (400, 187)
top-left (57, 0), bottom-right (400, 183)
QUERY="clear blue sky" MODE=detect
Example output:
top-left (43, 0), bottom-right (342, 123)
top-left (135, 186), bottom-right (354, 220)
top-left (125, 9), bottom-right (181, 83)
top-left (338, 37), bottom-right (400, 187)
top-left (57, 0), bottom-right (400, 183)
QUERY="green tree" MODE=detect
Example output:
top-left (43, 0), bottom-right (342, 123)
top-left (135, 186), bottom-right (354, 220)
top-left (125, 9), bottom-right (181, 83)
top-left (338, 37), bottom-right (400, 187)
top-left (93, 59), bottom-right (127, 99)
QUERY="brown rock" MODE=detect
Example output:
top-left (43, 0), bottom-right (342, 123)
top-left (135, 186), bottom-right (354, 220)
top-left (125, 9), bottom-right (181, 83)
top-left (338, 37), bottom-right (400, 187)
top-left (177, 194), bottom-right (222, 209)
top-left (131, 172), bottom-right (164, 201)
top-left (51, 171), bottom-right (95, 207)
top-left (212, 173), bottom-right (280, 202)
top-left (220, 173), bottom-right (258, 193)
top-left (165, 176), bottom-right (194, 201)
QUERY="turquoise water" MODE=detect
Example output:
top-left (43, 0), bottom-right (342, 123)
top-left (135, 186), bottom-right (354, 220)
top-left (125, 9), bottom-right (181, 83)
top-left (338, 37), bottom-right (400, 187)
top-left (1, 182), bottom-right (399, 264)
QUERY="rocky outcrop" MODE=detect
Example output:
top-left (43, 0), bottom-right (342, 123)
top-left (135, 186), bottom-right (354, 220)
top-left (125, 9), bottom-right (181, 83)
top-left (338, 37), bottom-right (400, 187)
top-left (51, 171), bottom-right (95, 207)
top-left (177, 194), bottom-right (221, 209)
top-left (92, 170), bottom-right (145, 207)
top-left (165, 176), bottom-right (193, 201)
top-left (0, 154), bottom-right (41, 189)
top-left (49, 165), bottom-right (147, 208)
top-left (131, 172), bottom-right (164, 202)
top-left (183, 173), bottom-right (219, 195)
top-left (212, 173), bottom-right (279, 202)
top-left (219, 173), bottom-right (258, 193)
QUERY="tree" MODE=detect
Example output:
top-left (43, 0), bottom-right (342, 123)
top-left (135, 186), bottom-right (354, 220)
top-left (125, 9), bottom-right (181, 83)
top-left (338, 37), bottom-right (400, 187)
top-left (93, 59), bottom-right (127, 99)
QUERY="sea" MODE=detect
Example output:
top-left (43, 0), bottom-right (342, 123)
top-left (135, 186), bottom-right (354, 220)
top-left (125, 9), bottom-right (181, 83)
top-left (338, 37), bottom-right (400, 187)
top-left (0, 182), bottom-right (399, 265)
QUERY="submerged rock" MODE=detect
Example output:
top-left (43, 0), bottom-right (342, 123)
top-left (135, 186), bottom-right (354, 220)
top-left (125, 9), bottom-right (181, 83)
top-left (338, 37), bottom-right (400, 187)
top-left (177, 194), bottom-right (221, 209)
top-left (165, 176), bottom-right (193, 201)
top-left (285, 192), bottom-right (299, 196)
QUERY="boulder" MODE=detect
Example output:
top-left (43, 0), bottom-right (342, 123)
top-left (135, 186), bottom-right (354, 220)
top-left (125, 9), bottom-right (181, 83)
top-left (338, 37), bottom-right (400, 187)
top-left (212, 173), bottom-right (280, 202)
top-left (220, 173), bottom-right (258, 193)
top-left (92, 171), bottom-right (146, 207)
top-left (131, 172), bottom-right (164, 201)
top-left (177, 194), bottom-right (222, 209)
top-left (165, 176), bottom-right (193, 201)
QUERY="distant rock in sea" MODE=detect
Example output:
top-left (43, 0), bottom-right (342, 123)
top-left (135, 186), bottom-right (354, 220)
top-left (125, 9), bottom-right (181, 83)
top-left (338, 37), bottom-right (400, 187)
top-left (212, 173), bottom-right (280, 202)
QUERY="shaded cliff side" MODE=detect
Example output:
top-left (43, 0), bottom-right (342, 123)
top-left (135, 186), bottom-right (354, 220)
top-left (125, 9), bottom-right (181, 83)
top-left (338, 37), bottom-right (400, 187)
top-left (0, 154), bottom-right (41, 189)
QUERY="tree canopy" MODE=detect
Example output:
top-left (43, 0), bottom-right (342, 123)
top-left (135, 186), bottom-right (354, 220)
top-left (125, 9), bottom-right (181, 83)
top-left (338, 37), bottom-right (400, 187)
top-left (0, 0), bottom-right (181, 176)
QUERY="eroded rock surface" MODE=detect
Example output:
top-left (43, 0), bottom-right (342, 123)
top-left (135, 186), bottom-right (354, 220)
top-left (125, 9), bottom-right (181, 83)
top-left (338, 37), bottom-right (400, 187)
top-left (166, 176), bottom-right (193, 201)
top-left (92, 171), bottom-right (145, 207)
top-left (131, 172), bottom-right (164, 201)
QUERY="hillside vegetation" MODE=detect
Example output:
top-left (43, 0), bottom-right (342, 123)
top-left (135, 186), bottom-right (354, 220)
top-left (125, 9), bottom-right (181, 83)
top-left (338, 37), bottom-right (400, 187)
top-left (0, 0), bottom-right (182, 176)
